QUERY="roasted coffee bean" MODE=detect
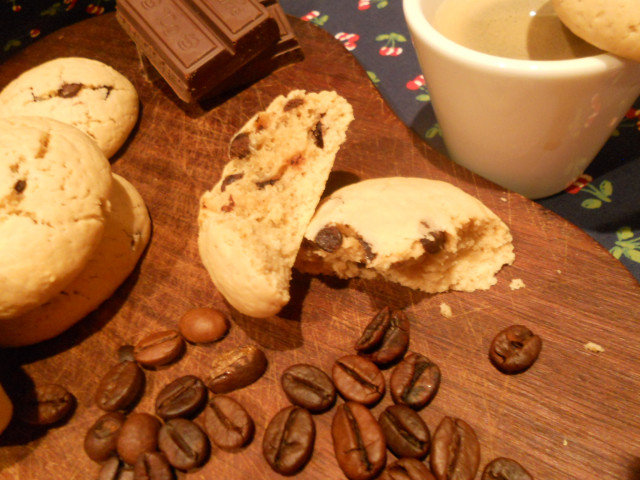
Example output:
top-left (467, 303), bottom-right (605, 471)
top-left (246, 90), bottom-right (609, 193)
top-left (281, 364), bottom-right (336, 412)
top-left (229, 132), bottom-right (251, 159)
top-left (178, 308), bottom-right (229, 344)
top-left (133, 452), bottom-right (174, 480)
top-left (311, 121), bottom-right (324, 148)
top-left (99, 457), bottom-right (133, 480)
top-left (204, 395), bottom-right (254, 450)
top-left (332, 355), bottom-right (385, 405)
top-left (315, 225), bottom-right (343, 252)
top-left (332, 401), bottom-right (386, 480)
top-left (356, 307), bottom-right (410, 365)
top-left (263, 405), bottom-right (315, 475)
top-left (390, 353), bottom-right (440, 409)
top-left (58, 82), bottom-right (82, 98)
top-left (379, 405), bottom-right (430, 459)
top-left (481, 457), bottom-right (533, 480)
top-left (117, 345), bottom-right (136, 363)
top-left (489, 325), bottom-right (542, 374)
top-left (134, 330), bottom-right (184, 368)
top-left (158, 418), bottom-right (209, 470)
top-left (96, 361), bottom-right (145, 412)
top-left (19, 383), bottom-right (75, 425)
top-left (155, 375), bottom-right (207, 420)
top-left (206, 345), bottom-right (267, 393)
top-left (430, 417), bottom-right (480, 480)
top-left (116, 413), bottom-right (162, 465)
top-left (84, 411), bottom-right (126, 462)
top-left (381, 458), bottom-right (436, 480)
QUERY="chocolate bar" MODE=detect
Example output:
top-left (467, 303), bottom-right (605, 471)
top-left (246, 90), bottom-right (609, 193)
top-left (116, 0), bottom-right (281, 102)
top-left (204, 0), bottom-right (304, 97)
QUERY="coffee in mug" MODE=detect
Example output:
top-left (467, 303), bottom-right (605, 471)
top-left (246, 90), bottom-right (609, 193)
top-left (432, 0), bottom-right (602, 60)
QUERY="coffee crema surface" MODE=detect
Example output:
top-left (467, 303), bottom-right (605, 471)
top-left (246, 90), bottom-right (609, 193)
top-left (432, 0), bottom-right (602, 60)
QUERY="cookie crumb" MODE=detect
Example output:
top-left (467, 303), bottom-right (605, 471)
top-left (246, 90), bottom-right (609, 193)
top-left (509, 278), bottom-right (525, 290)
top-left (556, 269), bottom-right (562, 274)
top-left (562, 438), bottom-right (568, 446)
top-left (500, 196), bottom-right (507, 202)
top-left (439, 302), bottom-right (452, 318)
top-left (584, 341), bottom-right (604, 353)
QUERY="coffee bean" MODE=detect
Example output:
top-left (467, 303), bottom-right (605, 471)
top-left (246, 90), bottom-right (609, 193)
top-left (117, 345), bottom-right (136, 363)
top-left (332, 355), bottom-right (385, 405)
top-left (430, 417), bottom-right (480, 480)
top-left (263, 405), bottom-right (315, 475)
top-left (84, 411), bottom-right (126, 462)
top-left (158, 418), bottom-right (209, 471)
top-left (229, 132), bottom-right (251, 159)
top-left (204, 395), bottom-right (254, 450)
top-left (133, 452), bottom-right (174, 480)
top-left (315, 225), bottom-right (343, 252)
top-left (58, 82), bottom-right (82, 98)
top-left (379, 405), bottom-right (430, 459)
top-left (155, 375), bottom-right (207, 420)
top-left (116, 413), bottom-right (161, 465)
top-left (134, 330), bottom-right (184, 368)
top-left (19, 383), bottom-right (75, 425)
top-left (178, 308), bottom-right (229, 344)
top-left (281, 364), bottom-right (336, 412)
top-left (99, 457), bottom-right (133, 480)
top-left (481, 457), bottom-right (533, 480)
top-left (489, 325), bottom-right (542, 374)
top-left (381, 458), bottom-right (436, 480)
top-left (96, 361), bottom-right (145, 412)
top-left (206, 345), bottom-right (267, 393)
top-left (332, 401), bottom-right (386, 480)
top-left (356, 307), bottom-right (410, 366)
top-left (390, 353), bottom-right (440, 409)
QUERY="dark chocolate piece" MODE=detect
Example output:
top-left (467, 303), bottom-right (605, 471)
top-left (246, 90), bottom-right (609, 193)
top-left (116, 0), bottom-right (281, 102)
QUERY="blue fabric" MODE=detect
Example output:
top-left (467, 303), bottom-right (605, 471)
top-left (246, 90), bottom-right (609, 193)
top-left (1, 0), bottom-right (639, 280)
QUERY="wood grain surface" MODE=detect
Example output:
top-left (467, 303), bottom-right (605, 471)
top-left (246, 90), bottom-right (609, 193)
top-left (1, 13), bottom-right (639, 480)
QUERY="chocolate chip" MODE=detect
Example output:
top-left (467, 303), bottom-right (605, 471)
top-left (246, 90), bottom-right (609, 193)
top-left (255, 178), bottom-right (278, 189)
top-left (58, 83), bottom-right (83, 98)
top-left (229, 132), bottom-right (251, 160)
top-left (359, 238), bottom-right (376, 261)
top-left (13, 179), bottom-right (26, 193)
top-left (283, 98), bottom-right (304, 111)
top-left (421, 230), bottom-right (446, 254)
top-left (221, 196), bottom-right (235, 213)
top-left (221, 173), bottom-right (244, 192)
top-left (315, 226), bottom-right (342, 252)
top-left (311, 122), bottom-right (324, 149)
top-left (288, 153), bottom-right (303, 166)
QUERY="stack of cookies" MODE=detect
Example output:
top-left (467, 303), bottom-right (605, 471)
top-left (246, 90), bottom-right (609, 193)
top-left (0, 57), bottom-right (150, 348)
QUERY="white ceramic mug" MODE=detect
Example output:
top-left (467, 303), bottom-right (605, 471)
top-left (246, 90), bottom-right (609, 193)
top-left (403, 0), bottom-right (640, 199)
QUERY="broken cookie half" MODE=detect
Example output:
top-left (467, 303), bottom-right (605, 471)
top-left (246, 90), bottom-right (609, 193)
top-left (296, 177), bottom-right (515, 293)
top-left (198, 90), bottom-right (354, 318)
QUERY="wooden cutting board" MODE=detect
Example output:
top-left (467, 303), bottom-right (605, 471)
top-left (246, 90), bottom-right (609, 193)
top-left (1, 13), bottom-right (639, 480)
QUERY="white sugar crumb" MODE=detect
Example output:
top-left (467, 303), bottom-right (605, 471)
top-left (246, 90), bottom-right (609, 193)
top-left (584, 341), bottom-right (604, 353)
top-left (500, 196), bottom-right (507, 202)
top-left (439, 302), bottom-right (452, 318)
top-left (556, 269), bottom-right (562, 274)
top-left (562, 438), bottom-right (568, 446)
top-left (509, 278), bottom-right (525, 290)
